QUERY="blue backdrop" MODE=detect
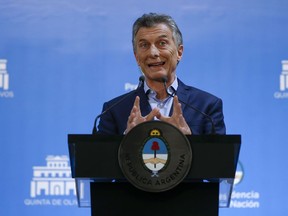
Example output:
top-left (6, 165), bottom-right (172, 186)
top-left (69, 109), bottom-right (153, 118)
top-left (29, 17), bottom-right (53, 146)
top-left (1, 0), bottom-right (288, 215)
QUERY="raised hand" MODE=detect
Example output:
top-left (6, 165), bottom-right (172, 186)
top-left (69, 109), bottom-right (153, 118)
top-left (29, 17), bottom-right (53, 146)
top-left (125, 96), bottom-right (160, 134)
top-left (156, 96), bottom-right (192, 135)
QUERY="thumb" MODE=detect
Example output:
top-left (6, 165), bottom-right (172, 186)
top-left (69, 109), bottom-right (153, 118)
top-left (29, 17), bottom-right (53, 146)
top-left (145, 108), bottom-right (160, 121)
top-left (157, 114), bottom-right (169, 122)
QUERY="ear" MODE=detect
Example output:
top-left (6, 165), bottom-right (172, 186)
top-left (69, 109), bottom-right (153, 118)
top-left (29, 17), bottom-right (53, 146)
top-left (177, 45), bottom-right (184, 61)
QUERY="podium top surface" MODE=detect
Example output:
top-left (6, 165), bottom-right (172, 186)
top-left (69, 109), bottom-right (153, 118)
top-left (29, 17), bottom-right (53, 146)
top-left (68, 134), bottom-right (241, 208)
top-left (68, 134), bottom-right (241, 180)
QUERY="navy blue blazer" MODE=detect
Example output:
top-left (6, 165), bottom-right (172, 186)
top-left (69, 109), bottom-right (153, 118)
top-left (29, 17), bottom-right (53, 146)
top-left (97, 78), bottom-right (226, 135)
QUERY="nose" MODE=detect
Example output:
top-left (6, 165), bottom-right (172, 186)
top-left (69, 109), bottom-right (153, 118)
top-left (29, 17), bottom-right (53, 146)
top-left (149, 45), bottom-right (160, 57)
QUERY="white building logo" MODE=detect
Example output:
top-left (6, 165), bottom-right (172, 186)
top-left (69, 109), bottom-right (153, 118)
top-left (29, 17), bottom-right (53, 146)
top-left (0, 59), bottom-right (9, 90)
top-left (30, 155), bottom-right (75, 197)
top-left (280, 60), bottom-right (288, 91)
top-left (24, 155), bottom-right (78, 206)
top-left (274, 60), bottom-right (288, 99)
top-left (0, 59), bottom-right (14, 98)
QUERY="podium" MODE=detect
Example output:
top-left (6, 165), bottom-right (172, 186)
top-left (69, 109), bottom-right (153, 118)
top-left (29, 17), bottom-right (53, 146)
top-left (68, 134), bottom-right (241, 216)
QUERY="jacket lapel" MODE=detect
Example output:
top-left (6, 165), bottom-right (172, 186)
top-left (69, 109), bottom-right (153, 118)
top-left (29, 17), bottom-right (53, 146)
top-left (136, 86), bottom-right (152, 116)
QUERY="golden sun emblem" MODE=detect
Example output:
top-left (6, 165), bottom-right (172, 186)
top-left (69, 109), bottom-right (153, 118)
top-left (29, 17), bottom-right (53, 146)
top-left (150, 129), bottom-right (161, 136)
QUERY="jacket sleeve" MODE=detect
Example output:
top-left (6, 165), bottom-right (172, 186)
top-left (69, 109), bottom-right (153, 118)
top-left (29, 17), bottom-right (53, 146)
top-left (208, 98), bottom-right (226, 135)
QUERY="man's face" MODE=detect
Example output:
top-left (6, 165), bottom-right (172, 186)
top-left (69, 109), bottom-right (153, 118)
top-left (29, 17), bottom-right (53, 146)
top-left (134, 23), bottom-right (183, 82)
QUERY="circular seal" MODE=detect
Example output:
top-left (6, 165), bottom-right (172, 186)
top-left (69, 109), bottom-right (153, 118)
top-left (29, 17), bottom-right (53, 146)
top-left (118, 121), bottom-right (192, 192)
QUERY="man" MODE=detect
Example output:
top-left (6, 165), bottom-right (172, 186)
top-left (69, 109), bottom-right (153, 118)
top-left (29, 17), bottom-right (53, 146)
top-left (96, 13), bottom-right (226, 135)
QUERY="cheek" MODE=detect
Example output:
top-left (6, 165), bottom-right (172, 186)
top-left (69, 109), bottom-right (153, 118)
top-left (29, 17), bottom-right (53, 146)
top-left (135, 55), bottom-right (142, 65)
top-left (135, 53), bottom-right (145, 63)
top-left (167, 47), bottom-right (177, 56)
top-left (167, 49), bottom-right (179, 62)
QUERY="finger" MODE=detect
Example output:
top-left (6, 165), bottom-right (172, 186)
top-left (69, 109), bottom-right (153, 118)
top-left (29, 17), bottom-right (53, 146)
top-left (177, 115), bottom-right (192, 135)
top-left (131, 96), bottom-right (142, 118)
top-left (156, 112), bottom-right (169, 122)
top-left (126, 97), bottom-right (142, 133)
top-left (173, 96), bottom-right (182, 116)
top-left (145, 108), bottom-right (160, 121)
top-left (155, 110), bottom-right (162, 120)
top-left (134, 96), bottom-right (140, 109)
top-left (130, 96), bottom-right (139, 114)
top-left (127, 111), bottom-right (136, 124)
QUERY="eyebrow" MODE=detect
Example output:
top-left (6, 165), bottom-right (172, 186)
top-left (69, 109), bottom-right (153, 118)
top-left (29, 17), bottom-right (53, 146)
top-left (138, 34), bottom-right (169, 43)
top-left (158, 34), bottom-right (169, 39)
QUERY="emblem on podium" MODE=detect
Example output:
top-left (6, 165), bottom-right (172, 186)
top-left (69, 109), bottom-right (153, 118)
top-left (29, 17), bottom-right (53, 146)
top-left (118, 121), bottom-right (192, 192)
top-left (142, 128), bottom-right (169, 177)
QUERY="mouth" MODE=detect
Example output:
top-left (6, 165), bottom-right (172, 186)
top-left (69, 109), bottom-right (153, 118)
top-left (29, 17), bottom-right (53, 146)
top-left (148, 61), bottom-right (165, 67)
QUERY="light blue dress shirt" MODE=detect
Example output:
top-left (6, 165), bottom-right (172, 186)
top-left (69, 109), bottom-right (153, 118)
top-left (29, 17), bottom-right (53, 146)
top-left (144, 77), bottom-right (178, 119)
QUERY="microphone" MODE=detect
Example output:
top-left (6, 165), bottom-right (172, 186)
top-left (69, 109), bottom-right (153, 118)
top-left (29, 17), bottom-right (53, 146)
top-left (161, 77), bottom-right (216, 134)
top-left (92, 75), bottom-right (145, 134)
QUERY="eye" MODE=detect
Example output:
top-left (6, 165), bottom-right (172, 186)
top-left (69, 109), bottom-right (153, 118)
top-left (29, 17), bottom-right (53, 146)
top-left (139, 42), bottom-right (148, 49)
top-left (159, 40), bottom-right (167, 46)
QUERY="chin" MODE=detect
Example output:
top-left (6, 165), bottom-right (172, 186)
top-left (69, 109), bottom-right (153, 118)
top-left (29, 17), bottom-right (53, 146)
top-left (149, 71), bottom-right (168, 78)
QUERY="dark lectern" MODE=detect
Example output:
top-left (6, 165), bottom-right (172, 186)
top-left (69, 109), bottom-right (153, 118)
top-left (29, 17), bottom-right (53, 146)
top-left (68, 134), bottom-right (241, 216)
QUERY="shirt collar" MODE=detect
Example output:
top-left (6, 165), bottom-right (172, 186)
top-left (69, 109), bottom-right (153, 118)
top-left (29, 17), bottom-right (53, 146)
top-left (144, 76), bottom-right (178, 96)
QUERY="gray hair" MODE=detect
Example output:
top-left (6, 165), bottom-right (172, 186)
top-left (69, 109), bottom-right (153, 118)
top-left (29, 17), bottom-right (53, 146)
top-left (132, 13), bottom-right (183, 52)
